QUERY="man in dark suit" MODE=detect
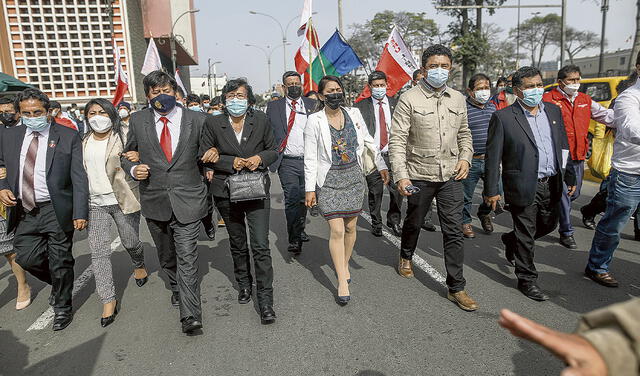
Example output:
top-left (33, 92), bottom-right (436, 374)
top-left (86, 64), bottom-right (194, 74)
top-left (266, 71), bottom-right (316, 255)
top-left (355, 71), bottom-right (400, 236)
top-left (121, 70), bottom-right (219, 334)
top-left (0, 88), bottom-right (89, 331)
top-left (484, 66), bottom-right (576, 301)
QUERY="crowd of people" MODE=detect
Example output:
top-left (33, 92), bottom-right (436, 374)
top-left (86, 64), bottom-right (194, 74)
top-left (0, 44), bottom-right (638, 369)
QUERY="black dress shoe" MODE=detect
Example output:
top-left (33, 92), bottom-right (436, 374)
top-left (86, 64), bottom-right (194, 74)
top-left (135, 276), bottom-right (148, 287)
top-left (101, 306), bottom-right (118, 328)
top-left (580, 207), bottom-right (596, 230)
top-left (53, 312), bottom-right (73, 331)
top-left (500, 233), bottom-right (516, 266)
top-left (205, 225), bottom-right (216, 240)
top-left (559, 235), bottom-right (578, 249)
top-left (171, 291), bottom-right (180, 307)
top-left (517, 281), bottom-right (549, 301)
top-left (260, 305), bottom-right (276, 325)
top-left (371, 227), bottom-right (383, 237)
top-left (287, 243), bottom-right (302, 255)
top-left (300, 231), bottom-right (310, 242)
top-left (421, 221), bottom-right (436, 232)
top-left (388, 223), bottom-right (402, 237)
top-left (238, 288), bottom-right (252, 304)
top-left (181, 316), bottom-right (203, 333)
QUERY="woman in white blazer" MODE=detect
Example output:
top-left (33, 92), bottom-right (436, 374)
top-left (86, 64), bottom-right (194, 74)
top-left (304, 75), bottom-right (389, 305)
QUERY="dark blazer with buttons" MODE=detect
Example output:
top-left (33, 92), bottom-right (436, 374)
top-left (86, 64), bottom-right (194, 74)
top-left (484, 101), bottom-right (577, 207)
top-left (0, 122), bottom-right (89, 233)
top-left (266, 96), bottom-right (317, 172)
top-left (354, 95), bottom-right (398, 137)
top-left (121, 107), bottom-right (209, 224)
top-left (202, 109), bottom-right (278, 198)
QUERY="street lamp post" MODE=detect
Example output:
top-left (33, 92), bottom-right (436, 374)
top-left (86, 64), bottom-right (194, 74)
top-left (170, 9), bottom-right (199, 73)
top-left (245, 43), bottom-right (290, 91)
top-left (207, 59), bottom-right (222, 98)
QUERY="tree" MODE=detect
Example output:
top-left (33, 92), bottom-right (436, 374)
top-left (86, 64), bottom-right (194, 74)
top-left (477, 23), bottom-right (521, 78)
top-left (629, 0), bottom-right (640, 72)
top-left (563, 27), bottom-right (601, 64)
top-left (347, 23), bottom-right (379, 73)
top-left (510, 14), bottom-right (561, 68)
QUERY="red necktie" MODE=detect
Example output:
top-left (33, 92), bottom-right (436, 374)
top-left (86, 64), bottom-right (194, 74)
top-left (279, 100), bottom-right (297, 152)
top-left (159, 116), bottom-right (172, 162)
top-left (22, 131), bottom-right (40, 212)
top-left (378, 100), bottom-right (388, 149)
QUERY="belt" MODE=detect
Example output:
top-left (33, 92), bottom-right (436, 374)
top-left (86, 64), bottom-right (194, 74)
top-left (282, 155), bottom-right (304, 160)
top-left (537, 176), bottom-right (553, 183)
top-left (472, 154), bottom-right (485, 159)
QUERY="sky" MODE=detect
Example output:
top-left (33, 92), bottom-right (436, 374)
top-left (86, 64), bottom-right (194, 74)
top-left (191, 0), bottom-right (636, 92)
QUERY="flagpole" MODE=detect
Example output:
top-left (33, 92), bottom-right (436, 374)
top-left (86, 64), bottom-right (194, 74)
top-left (308, 18), bottom-right (313, 91)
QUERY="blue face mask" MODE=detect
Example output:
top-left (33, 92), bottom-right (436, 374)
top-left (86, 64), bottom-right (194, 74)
top-left (149, 94), bottom-right (177, 114)
top-left (371, 87), bottom-right (387, 100)
top-left (521, 87), bottom-right (544, 107)
top-left (426, 67), bottom-right (449, 88)
top-left (226, 98), bottom-right (248, 117)
top-left (22, 115), bottom-right (49, 132)
top-left (211, 110), bottom-right (222, 116)
top-left (188, 105), bottom-right (202, 112)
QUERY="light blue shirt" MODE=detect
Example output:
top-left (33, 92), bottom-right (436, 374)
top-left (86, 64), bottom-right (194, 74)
top-left (519, 101), bottom-right (557, 179)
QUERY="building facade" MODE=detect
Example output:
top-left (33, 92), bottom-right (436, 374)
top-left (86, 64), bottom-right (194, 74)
top-left (572, 49), bottom-right (633, 78)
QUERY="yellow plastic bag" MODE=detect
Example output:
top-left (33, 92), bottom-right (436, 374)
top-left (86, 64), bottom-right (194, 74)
top-left (587, 130), bottom-right (615, 180)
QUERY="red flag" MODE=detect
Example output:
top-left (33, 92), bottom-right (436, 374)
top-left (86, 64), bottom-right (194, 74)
top-left (355, 26), bottom-right (418, 103)
top-left (295, 17), bottom-right (321, 93)
top-left (112, 42), bottom-right (129, 105)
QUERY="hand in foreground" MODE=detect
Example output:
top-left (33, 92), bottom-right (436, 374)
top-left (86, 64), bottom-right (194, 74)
top-left (397, 179), bottom-right (412, 197)
top-left (74, 219), bottom-right (87, 231)
top-left (0, 189), bottom-right (17, 207)
top-left (121, 151), bottom-right (140, 162)
top-left (244, 155), bottom-right (262, 171)
top-left (305, 192), bottom-right (317, 208)
top-left (484, 195), bottom-right (501, 211)
top-left (233, 157), bottom-right (246, 171)
top-left (0, 167), bottom-right (6, 179)
top-left (499, 309), bottom-right (607, 376)
top-left (567, 186), bottom-right (577, 197)
top-left (454, 160), bottom-right (470, 180)
top-left (380, 169), bottom-right (390, 185)
top-left (206, 170), bottom-right (214, 182)
top-left (201, 147), bottom-right (220, 163)
top-left (133, 164), bottom-right (150, 180)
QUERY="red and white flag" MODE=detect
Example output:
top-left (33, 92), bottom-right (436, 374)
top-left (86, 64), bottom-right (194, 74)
top-left (141, 37), bottom-right (162, 75)
top-left (175, 69), bottom-right (188, 96)
top-left (355, 26), bottom-right (418, 102)
top-left (297, 0), bottom-right (313, 36)
top-left (111, 43), bottom-right (129, 105)
top-left (294, 5), bottom-right (321, 93)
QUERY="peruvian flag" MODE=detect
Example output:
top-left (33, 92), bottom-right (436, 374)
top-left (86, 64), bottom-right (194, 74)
top-left (294, 0), bottom-right (321, 93)
top-left (112, 42), bottom-right (129, 105)
top-left (355, 26), bottom-right (418, 103)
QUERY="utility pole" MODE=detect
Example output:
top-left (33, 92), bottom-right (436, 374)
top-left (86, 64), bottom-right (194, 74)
top-left (629, 0), bottom-right (640, 73)
top-left (598, 0), bottom-right (609, 77)
top-left (560, 0), bottom-right (566, 66)
top-left (338, 0), bottom-right (344, 34)
top-left (516, 0), bottom-right (521, 68)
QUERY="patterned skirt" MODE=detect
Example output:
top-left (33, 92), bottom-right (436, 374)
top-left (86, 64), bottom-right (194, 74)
top-left (0, 218), bottom-right (15, 256)
top-left (317, 162), bottom-right (365, 220)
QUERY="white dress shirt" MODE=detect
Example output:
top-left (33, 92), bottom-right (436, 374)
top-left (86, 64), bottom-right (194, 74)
top-left (283, 97), bottom-right (308, 157)
top-left (153, 105), bottom-right (182, 154)
top-left (19, 125), bottom-right (51, 202)
top-left (85, 136), bottom-right (118, 206)
top-left (611, 78), bottom-right (640, 174)
top-left (556, 87), bottom-right (615, 126)
top-left (372, 96), bottom-right (392, 153)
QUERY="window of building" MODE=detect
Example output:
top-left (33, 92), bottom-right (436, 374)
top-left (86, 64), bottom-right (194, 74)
top-left (620, 57), bottom-right (626, 66)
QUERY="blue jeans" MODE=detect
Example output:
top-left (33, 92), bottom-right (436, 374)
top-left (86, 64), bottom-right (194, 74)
top-left (559, 160), bottom-right (585, 237)
top-left (587, 169), bottom-right (640, 273)
top-left (461, 158), bottom-right (496, 224)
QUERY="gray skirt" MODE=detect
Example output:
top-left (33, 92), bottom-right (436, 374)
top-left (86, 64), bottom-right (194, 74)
top-left (317, 162), bottom-right (365, 220)
top-left (0, 218), bottom-right (15, 256)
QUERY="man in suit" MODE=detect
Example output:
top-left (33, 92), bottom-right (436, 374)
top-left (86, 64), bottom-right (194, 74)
top-left (0, 88), bottom-right (89, 331)
top-left (266, 71), bottom-right (316, 255)
top-left (355, 71), bottom-right (401, 237)
top-left (121, 70), bottom-right (219, 334)
top-left (484, 66), bottom-right (576, 301)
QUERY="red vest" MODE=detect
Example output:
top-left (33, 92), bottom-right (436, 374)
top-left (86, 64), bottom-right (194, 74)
top-left (543, 89), bottom-right (592, 161)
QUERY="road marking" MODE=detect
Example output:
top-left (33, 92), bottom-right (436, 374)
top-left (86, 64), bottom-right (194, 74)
top-left (359, 212), bottom-right (447, 287)
top-left (27, 236), bottom-right (122, 331)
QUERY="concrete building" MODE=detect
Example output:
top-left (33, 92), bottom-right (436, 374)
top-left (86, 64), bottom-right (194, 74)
top-left (0, 0), bottom-right (198, 105)
top-left (189, 75), bottom-right (227, 98)
top-left (572, 49), bottom-right (633, 78)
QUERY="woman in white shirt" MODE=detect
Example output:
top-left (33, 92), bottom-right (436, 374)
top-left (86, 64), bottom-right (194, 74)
top-left (83, 99), bottom-right (147, 327)
top-left (304, 76), bottom-right (388, 305)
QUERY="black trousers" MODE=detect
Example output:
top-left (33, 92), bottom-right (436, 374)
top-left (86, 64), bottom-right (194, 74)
top-left (14, 202), bottom-right (74, 313)
top-left (278, 157), bottom-right (307, 245)
top-left (146, 216), bottom-right (202, 321)
top-left (365, 153), bottom-right (402, 228)
top-left (200, 176), bottom-right (217, 232)
top-left (503, 179), bottom-right (560, 282)
top-left (215, 197), bottom-right (274, 307)
top-left (400, 179), bottom-right (466, 292)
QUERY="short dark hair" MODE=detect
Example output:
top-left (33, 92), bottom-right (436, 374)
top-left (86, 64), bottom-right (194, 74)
top-left (221, 78), bottom-right (257, 110)
top-left (368, 70), bottom-right (387, 85)
top-left (0, 97), bottom-right (14, 105)
top-left (200, 94), bottom-right (210, 101)
top-left (211, 95), bottom-right (222, 106)
top-left (316, 75), bottom-right (346, 111)
top-left (186, 94), bottom-right (201, 105)
top-left (304, 90), bottom-right (318, 98)
top-left (282, 71), bottom-right (301, 84)
top-left (83, 98), bottom-right (124, 145)
top-left (468, 73), bottom-right (491, 90)
top-left (50, 100), bottom-right (62, 109)
top-left (421, 44), bottom-right (452, 68)
top-left (557, 65), bottom-right (581, 80)
top-left (176, 86), bottom-right (185, 98)
top-left (142, 70), bottom-right (178, 96)
top-left (14, 88), bottom-right (50, 112)
top-left (496, 77), bottom-right (508, 86)
top-left (512, 66), bottom-right (542, 88)
top-left (412, 69), bottom-right (422, 81)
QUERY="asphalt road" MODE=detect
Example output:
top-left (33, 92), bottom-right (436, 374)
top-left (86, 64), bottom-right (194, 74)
top-left (0, 176), bottom-right (638, 376)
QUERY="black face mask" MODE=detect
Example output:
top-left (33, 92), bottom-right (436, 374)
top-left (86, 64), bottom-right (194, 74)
top-left (0, 113), bottom-right (17, 127)
top-left (324, 93), bottom-right (344, 110)
top-left (287, 85), bottom-right (302, 100)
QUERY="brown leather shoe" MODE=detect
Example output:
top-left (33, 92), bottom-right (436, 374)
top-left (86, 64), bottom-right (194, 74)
top-left (478, 214), bottom-right (494, 233)
top-left (462, 223), bottom-right (475, 238)
top-left (398, 257), bottom-right (414, 278)
top-left (585, 268), bottom-right (619, 287)
top-left (447, 290), bottom-right (478, 311)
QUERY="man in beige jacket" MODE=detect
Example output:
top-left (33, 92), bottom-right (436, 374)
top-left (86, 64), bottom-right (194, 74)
top-left (500, 298), bottom-right (640, 376)
top-left (389, 44), bottom-right (477, 311)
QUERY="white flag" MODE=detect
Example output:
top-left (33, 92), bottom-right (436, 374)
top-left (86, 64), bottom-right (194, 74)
top-left (175, 69), bottom-right (188, 95)
top-left (297, 0), bottom-right (313, 36)
top-left (141, 37), bottom-right (162, 75)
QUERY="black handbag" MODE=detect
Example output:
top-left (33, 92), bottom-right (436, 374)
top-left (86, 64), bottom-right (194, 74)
top-left (225, 171), bottom-right (268, 202)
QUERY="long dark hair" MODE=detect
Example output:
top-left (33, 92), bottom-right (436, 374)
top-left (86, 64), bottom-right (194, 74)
top-left (83, 98), bottom-right (124, 145)
top-left (314, 75), bottom-right (346, 112)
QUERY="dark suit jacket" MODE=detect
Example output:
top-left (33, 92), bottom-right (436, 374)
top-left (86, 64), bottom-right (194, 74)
top-left (353, 95), bottom-right (398, 137)
top-left (266, 96), bottom-right (317, 172)
top-left (202, 110), bottom-right (278, 198)
top-left (484, 101), bottom-right (577, 207)
top-left (121, 108), bottom-right (209, 223)
top-left (0, 123), bottom-right (89, 233)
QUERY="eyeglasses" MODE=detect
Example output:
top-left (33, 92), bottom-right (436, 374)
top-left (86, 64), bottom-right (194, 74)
top-left (225, 92), bottom-right (247, 100)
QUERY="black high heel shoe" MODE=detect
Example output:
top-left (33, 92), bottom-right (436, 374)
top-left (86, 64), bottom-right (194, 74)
top-left (337, 295), bottom-right (351, 306)
top-left (135, 276), bottom-right (148, 287)
top-left (101, 305), bottom-right (119, 328)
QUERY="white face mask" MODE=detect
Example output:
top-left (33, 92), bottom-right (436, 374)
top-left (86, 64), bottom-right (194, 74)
top-left (89, 115), bottom-right (113, 133)
top-left (118, 108), bottom-right (129, 118)
top-left (562, 83), bottom-right (580, 96)
top-left (474, 89), bottom-right (491, 104)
